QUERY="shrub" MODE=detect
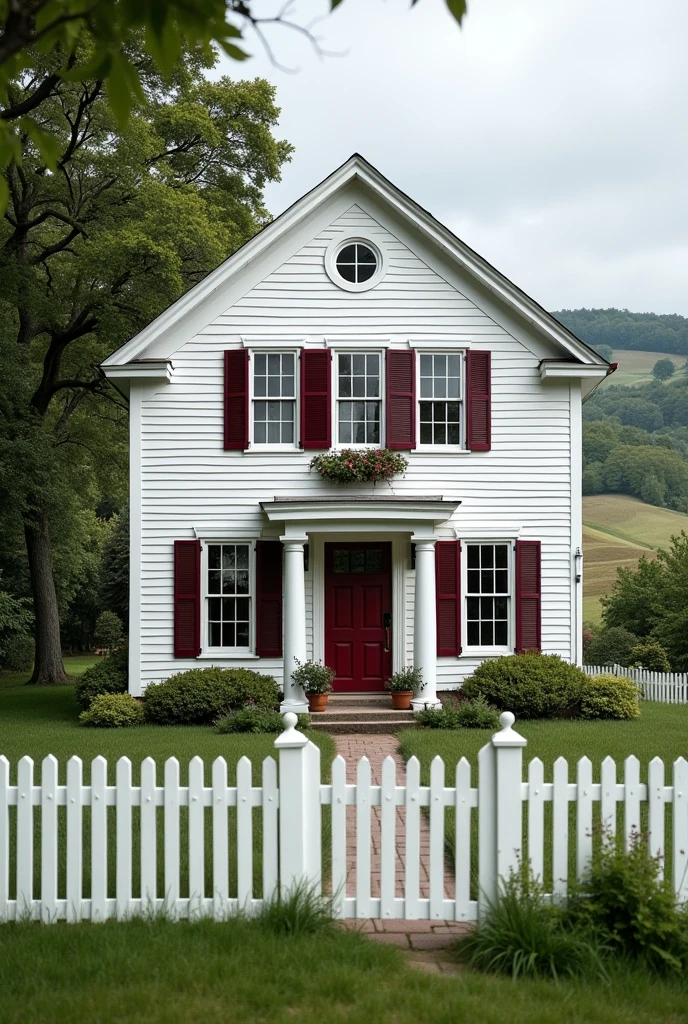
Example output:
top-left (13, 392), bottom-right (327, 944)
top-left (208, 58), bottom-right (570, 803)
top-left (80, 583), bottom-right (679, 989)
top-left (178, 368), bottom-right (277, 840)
top-left (143, 667), bottom-right (279, 725)
top-left (461, 653), bottom-right (587, 719)
top-left (457, 873), bottom-right (604, 981)
top-left (580, 674), bottom-right (640, 720)
top-left (415, 706), bottom-right (462, 729)
top-left (94, 610), bottom-right (123, 650)
top-left (79, 693), bottom-right (144, 728)
top-left (629, 639), bottom-right (671, 672)
top-left (415, 695), bottom-right (500, 730)
top-left (216, 707), bottom-right (310, 733)
top-left (1, 632), bottom-right (33, 671)
top-left (385, 666), bottom-right (422, 693)
top-left (584, 626), bottom-right (639, 667)
top-left (75, 647), bottom-right (128, 710)
top-left (291, 660), bottom-right (335, 695)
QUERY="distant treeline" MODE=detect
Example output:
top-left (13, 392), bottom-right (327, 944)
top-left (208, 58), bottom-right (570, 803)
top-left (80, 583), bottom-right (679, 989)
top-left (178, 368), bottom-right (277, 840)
top-left (552, 308), bottom-right (688, 356)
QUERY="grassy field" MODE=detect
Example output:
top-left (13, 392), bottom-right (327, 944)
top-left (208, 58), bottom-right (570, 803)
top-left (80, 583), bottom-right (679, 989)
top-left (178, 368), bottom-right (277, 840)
top-left (2, 917), bottom-right (688, 1024)
top-left (600, 348), bottom-right (687, 388)
top-left (582, 494), bottom-right (688, 623)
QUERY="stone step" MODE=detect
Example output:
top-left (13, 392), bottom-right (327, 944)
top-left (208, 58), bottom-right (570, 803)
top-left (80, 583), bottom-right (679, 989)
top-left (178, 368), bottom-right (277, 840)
top-left (310, 718), bottom-right (418, 734)
top-left (311, 708), bottom-right (414, 724)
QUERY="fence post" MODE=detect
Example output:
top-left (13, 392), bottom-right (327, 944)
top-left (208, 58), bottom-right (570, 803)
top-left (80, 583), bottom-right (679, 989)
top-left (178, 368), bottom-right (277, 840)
top-left (274, 712), bottom-right (322, 897)
top-left (492, 712), bottom-right (528, 891)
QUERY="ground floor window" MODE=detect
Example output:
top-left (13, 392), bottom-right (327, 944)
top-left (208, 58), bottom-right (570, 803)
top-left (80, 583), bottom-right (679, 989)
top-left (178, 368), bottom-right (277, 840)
top-left (465, 542), bottom-right (510, 647)
top-left (206, 543), bottom-right (251, 649)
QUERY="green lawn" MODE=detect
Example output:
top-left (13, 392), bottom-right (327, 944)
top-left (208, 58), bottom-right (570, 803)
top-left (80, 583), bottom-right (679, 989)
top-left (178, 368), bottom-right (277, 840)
top-left (1, 917), bottom-right (688, 1024)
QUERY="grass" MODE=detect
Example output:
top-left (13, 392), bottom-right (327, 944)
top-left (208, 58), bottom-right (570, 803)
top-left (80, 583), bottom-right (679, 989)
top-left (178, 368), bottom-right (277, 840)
top-left (1, 917), bottom-right (688, 1023)
top-left (600, 348), bottom-right (688, 388)
top-left (582, 495), bottom-right (688, 622)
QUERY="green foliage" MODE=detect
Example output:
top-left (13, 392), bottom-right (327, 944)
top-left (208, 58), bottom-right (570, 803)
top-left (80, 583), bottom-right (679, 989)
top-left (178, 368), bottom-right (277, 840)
top-left (0, 574), bottom-right (32, 668)
top-left (457, 873), bottom-right (604, 981)
top-left (583, 626), bottom-right (639, 667)
top-left (74, 647), bottom-right (128, 710)
top-left (79, 692), bottom-right (144, 728)
top-left (216, 707), bottom-right (310, 734)
top-left (653, 358), bottom-right (676, 380)
top-left (291, 660), bottom-right (335, 695)
top-left (554, 308), bottom-right (688, 358)
top-left (461, 654), bottom-right (587, 719)
top-left (594, 343), bottom-right (614, 361)
top-left (99, 509), bottom-right (129, 628)
top-left (310, 449), bottom-right (408, 483)
top-left (629, 640), bottom-right (671, 671)
top-left (579, 674), bottom-right (640, 720)
top-left (255, 883), bottom-right (336, 938)
top-left (1, 632), bottom-right (34, 671)
top-left (93, 611), bottom-right (122, 650)
top-left (568, 836), bottom-right (688, 974)
top-left (601, 556), bottom-right (664, 638)
top-left (415, 695), bottom-right (500, 730)
top-left (385, 666), bottom-right (422, 693)
top-left (143, 667), bottom-right (279, 725)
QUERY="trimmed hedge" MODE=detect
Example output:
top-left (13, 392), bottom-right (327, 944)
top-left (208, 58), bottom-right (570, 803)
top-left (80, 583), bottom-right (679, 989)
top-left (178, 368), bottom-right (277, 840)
top-left (79, 693), bottom-right (144, 728)
top-left (415, 695), bottom-right (500, 730)
top-left (143, 667), bottom-right (279, 725)
top-left (461, 653), bottom-right (587, 719)
top-left (580, 674), bottom-right (640, 720)
top-left (216, 707), bottom-right (310, 734)
top-left (75, 648), bottom-right (128, 710)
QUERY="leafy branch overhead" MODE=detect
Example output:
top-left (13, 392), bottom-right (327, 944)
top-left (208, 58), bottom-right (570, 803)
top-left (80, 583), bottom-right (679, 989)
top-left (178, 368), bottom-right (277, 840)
top-left (0, 0), bottom-right (467, 206)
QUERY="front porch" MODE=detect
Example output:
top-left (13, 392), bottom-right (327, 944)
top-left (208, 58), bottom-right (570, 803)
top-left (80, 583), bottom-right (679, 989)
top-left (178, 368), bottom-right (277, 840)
top-left (259, 496), bottom-right (460, 714)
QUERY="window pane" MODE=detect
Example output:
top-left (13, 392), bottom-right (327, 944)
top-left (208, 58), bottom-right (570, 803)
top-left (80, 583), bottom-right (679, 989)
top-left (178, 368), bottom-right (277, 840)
top-left (481, 597), bottom-right (493, 618)
top-left (481, 622), bottom-right (494, 646)
top-left (339, 376), bottom-right (351, 397)
top-left (222, 597), bottom-right (235, 619)
top-left (495, 545), bottom-right (509, 568)
top-left (480, 570), bottom-right (493, 592)
top-left (339, 354), bottom-right (351, 374)
top-left (255, 353), bottom-right (266, 375)
top-left (481, 546), bottom-right (494, 568)
top-left (254, 422), bottom-right (266, 443)
top-left (236, 546), bottom-right (249, 569)
top-left (283, 375), bottom-right (294, 397)
top-left (267, 375), bottom-right (280, 396)
top-left (357, 262), bottom-right (375, 282)
top-left (420, 422), bottom-right (432, 444)
top-left (209, 622), bottom-right (221, 647)
top-left (467, 569), bottom-right (480, 593)
top-left (467, 621), bottom-right (480, 646)
top-left (222, 571), bottom-right (235, 594)
top-left (339, 421), bottom-right (351, 443)
top-left (236, 622), bottom-right (249, 647)
top-left (338, 264), bottom-right (356, 282)
top-left (236, 597), bottom-right (250, 620)
top-left (223, 547), bottom-right (235, 569)
top-left (433, 354), bottom-right (446, 376)
top-left (283, 420), bottom-right (294, 443)
top-left (495, 596), bottom-right (508, 619)
top-left (467, 546), bottom-right (479, 569)
top-left (268, 421), bottom-right (280, 443)
top-left (367, 353), bottom-right (379, 374)
top-left (420, 354), bottom-right (432, 376)
top-left (236, 571), bottom-right (249, 595)
top-left (447, 421), bottom-right (460, 445)
top-left (254, 376), bottom-right (266, 397)
top-left (208, 571), bottom-right (221, 594)
top-left (333, 550), bottom-right (350, 573)
top-left (282, 353), bottom-right (294, 374)
top-left (338, 244), bottom-right (356, 263)
top-left (267, 353), bottom-right (280, 375)
top-left (447, 376), bottom-right (460, 399)
top-left (419, 401), bottom-right (432, 423)
top-left (495, 570), bottom-right (509, 593)
top-left (353, 353), bottom-right (365, 375)
top-left (434, 422), bottom-right (446, 444)
top-left (467, 597), bottom-right (480, 619)
top-left (351, 550), bottom-right (365, 573)
top-left (495, 621), bottom-right (508, 646)
top-left (358, 244), bottom-right (376, 264)
top-left (208, 598), bottom-right (221, 620)
top-left (447, 355), bottom-right (460, 378)
top-left (222, 622), bottom-right (235, 648)
top-left (420, 378), bottom-right (432, 398)
top-left (354, 420), bottom-right (366, 444)
top-left (435, 377), bottom-right (446, 398)
top-left (352, 375), bottom-right (365, 397)
top-left (208, 545), bottom-right (221, 570)
top-left (366, 549), bottom-right (382, 573)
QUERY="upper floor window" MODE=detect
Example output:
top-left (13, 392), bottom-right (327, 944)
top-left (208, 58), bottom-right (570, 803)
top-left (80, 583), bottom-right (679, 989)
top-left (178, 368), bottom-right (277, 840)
top-left (419, 353), bottom-right (462, 446)
top-left (252, 352), bottom-right (296, 446)
top-left (337, 352), bottom-right (381, 445)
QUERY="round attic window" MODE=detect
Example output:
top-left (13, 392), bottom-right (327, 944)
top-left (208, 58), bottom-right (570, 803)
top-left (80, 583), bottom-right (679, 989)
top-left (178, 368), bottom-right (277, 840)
top-left (324, 235), bottom-right (386, 292)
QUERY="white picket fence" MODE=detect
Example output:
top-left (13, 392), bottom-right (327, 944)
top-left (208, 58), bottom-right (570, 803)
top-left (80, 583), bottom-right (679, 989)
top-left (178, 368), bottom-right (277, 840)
top-left (1, 712), bottom-right (688, 924)
top-left (583, 663), bottom-right (688, 703)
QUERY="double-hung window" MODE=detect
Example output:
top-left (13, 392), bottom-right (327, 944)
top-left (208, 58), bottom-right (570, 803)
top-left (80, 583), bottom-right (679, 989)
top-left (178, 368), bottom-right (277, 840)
top-left (419, 353), bottom-right (462, 446)
top-left (252, 352), bottom-right (296, 446)
top-left (206, 543), bottom-right (251, 650)
top-left (336, 352), bottom-right (381, 445)
top-left (465, 543), bottom-right (510, 647)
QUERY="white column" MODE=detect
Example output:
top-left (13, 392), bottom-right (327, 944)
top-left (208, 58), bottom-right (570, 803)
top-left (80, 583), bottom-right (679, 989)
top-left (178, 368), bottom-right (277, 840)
top-left (280, 535), bottom-right (309, 714)
top-left (411, 536), bottom-right (441, 710)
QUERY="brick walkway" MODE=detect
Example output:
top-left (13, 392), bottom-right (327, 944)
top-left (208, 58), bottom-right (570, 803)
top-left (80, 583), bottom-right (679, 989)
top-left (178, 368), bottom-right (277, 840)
top-left (333, 734), bottom-right (467, 958)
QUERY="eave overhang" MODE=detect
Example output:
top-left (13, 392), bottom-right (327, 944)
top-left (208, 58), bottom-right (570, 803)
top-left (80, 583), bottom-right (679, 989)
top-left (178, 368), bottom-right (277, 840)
top-left (259, 496), bottom-right (460, 536)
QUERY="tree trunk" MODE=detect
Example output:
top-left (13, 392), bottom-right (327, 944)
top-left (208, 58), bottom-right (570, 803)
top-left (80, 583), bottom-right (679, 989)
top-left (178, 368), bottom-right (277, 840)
top-left (24, 513), bottom-right (68, 684)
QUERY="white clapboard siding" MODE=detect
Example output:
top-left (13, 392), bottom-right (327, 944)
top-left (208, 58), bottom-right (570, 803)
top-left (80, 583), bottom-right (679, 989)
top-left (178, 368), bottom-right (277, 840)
top-left (135, 199), bottom-right (575, 691)
top-left (583, 665), bottom-right (688, 704)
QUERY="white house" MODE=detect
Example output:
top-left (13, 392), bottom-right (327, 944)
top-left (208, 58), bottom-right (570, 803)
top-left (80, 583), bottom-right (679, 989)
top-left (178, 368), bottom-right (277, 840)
top-left (101, 155), bottom-right (609, 714)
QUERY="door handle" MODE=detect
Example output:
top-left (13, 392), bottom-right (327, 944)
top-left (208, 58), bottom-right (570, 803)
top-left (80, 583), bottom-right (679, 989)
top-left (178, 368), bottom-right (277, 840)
top-left (383, 612), bottom-right (391, 653)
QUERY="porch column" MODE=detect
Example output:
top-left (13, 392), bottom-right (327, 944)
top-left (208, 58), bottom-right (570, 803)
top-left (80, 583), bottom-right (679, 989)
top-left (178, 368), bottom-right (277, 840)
top-left (280, 535), bottom-right (309, 715)
top-left (411, 536), bottom-right (441, 710)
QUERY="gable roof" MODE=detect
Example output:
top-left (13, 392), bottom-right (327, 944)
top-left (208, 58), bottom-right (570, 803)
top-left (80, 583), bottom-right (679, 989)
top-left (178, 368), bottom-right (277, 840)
top-left (101, 153), bottom-right (609, 371)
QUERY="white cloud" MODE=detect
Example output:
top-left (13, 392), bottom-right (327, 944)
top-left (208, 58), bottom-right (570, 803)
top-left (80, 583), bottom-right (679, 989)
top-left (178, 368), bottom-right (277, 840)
top-left (216, 0), bottom-right (688, 315)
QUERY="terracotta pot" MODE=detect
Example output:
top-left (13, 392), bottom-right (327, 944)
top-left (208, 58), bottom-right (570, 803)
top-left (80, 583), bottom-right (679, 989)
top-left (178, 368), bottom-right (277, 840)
top-left (390, 691), bottom-right (413, 711)
top-left (307, 693), bottom-right (329, 713)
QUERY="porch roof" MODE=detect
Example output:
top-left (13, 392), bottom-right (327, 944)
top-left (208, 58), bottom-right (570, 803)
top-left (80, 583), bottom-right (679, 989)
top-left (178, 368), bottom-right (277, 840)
top-left (260, 496), bottom-right (460, 535)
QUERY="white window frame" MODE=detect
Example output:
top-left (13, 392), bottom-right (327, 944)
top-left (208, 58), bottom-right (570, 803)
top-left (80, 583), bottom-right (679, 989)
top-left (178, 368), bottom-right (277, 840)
top-left (248, 348), bottom-right (300, 451)
top-left (416, 350), bottom-right (465, 451)
top-left (324, 234), bottom-right (388, 293)
top-left (332, 348), bottom-right (386, 449)
top-left (201, 540), bottom-right (256, 656)
top-left (461, 539), bottom-right (514, 655)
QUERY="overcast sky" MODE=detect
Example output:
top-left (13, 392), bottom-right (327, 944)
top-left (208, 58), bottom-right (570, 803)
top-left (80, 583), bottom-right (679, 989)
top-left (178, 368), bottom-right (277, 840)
top-left (217, 0), bottom-right (688, 316)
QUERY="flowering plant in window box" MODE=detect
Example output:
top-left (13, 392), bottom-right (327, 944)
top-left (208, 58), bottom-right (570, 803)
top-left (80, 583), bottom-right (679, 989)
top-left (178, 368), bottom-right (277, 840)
top-left (292, 659), bottom-right (336, 712)
top-left (310, 449), bottom-right (408, 484)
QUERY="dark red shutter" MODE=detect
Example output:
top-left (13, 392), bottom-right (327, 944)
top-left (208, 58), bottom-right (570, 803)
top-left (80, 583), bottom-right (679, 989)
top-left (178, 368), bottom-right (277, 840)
top-left (466, 350), bottom-right (491, 451)
top-left (256, 541), bottom-right (283, 657)
top-left (224, 349), bottom-right (249, 450)
top-left (174, 540), bottom-right (201, 658)
top-left (435, 541), bottom-right (461, 656)
top-left (300, 349), bottom-right (331, 449)
top-left (516, 540), bottom-right (541, 653)
top-left (386, 349), bottom-right (416, 450)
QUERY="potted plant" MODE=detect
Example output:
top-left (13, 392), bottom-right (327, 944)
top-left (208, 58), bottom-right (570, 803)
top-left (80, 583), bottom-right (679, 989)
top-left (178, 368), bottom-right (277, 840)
top-left (292, 659), bottom-right (336, 712)
top-left (385, 666), bottom-right (422, 711)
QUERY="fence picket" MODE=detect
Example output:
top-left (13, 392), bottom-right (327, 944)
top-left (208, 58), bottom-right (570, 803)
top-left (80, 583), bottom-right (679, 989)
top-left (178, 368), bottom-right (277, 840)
top-left (0, 756), bottom-right (8, 922)
top-left (673, 758), bottom-right (688, 903)
top-left (576, 757), bottom-right (593, 882)
top-left (380, 756), bottom-right (396, 920)
top-left (429, 756), bottom-right (445, 920)
top-left (454, 758), bottom-right (472, 922)
top-left (16, 756), bottom-right (33, 918)
top-left (330, 755), bottom-right (347, 918)
top-left (624, 756), bottom-right (641, 850)
top-left (552, 757), bottom-right (569, 900)
top-left (582, 665), bottom-right (688, 704)
top-left (91, 756), bottom-right (108, 922)
top-left (164, 758), bottom-right (180, 918)
top-left (212, 757), bottom-right (228, 918)
top-left (355, 756), bottom-right (372, 919)
top-left (647, 757), bottom-right (665, 877)
top-left (262, 757), bottom-right (278, 905)
top-left (116, 757), bottom-right (132, 920)
top-left (236, 757), bottom-right (253, 910)
top-left (404, 756), bottom-right (421, 919)
top-left (527, 758), bottom-right (545, 884)
top-left (66, 756), bottom-right (83, 923)
top-left (140, 757), bottom-right (157, 912)
top-left (600, 756), bottom-right (617, 839)
top-left (41, 755), bottom-right (58, 923)
top-left (188, 756), bottom-right (204, 915)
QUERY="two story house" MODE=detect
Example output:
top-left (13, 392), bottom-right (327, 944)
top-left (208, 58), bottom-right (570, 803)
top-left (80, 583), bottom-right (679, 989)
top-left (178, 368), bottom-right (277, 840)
top-left (101, 155), bottom-right (609, 714)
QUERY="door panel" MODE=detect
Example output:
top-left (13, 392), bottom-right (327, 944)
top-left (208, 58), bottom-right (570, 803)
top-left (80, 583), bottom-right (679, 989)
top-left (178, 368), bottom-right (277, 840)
top-left (325, 543), bottom-right (392, 692)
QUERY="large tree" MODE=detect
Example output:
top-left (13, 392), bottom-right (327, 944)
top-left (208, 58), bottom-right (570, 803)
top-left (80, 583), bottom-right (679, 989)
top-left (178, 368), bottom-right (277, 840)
top-left (0, 43), bottom-right (292, 681)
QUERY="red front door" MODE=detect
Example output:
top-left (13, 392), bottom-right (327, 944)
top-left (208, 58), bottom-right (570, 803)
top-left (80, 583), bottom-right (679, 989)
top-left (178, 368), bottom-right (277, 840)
top-left (325, 542), bottom-right (392, 693)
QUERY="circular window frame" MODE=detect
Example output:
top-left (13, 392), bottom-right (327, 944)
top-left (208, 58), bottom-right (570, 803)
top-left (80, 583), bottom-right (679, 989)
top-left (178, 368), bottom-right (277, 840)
top-left (324, 234), bottom-right (387, 293)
